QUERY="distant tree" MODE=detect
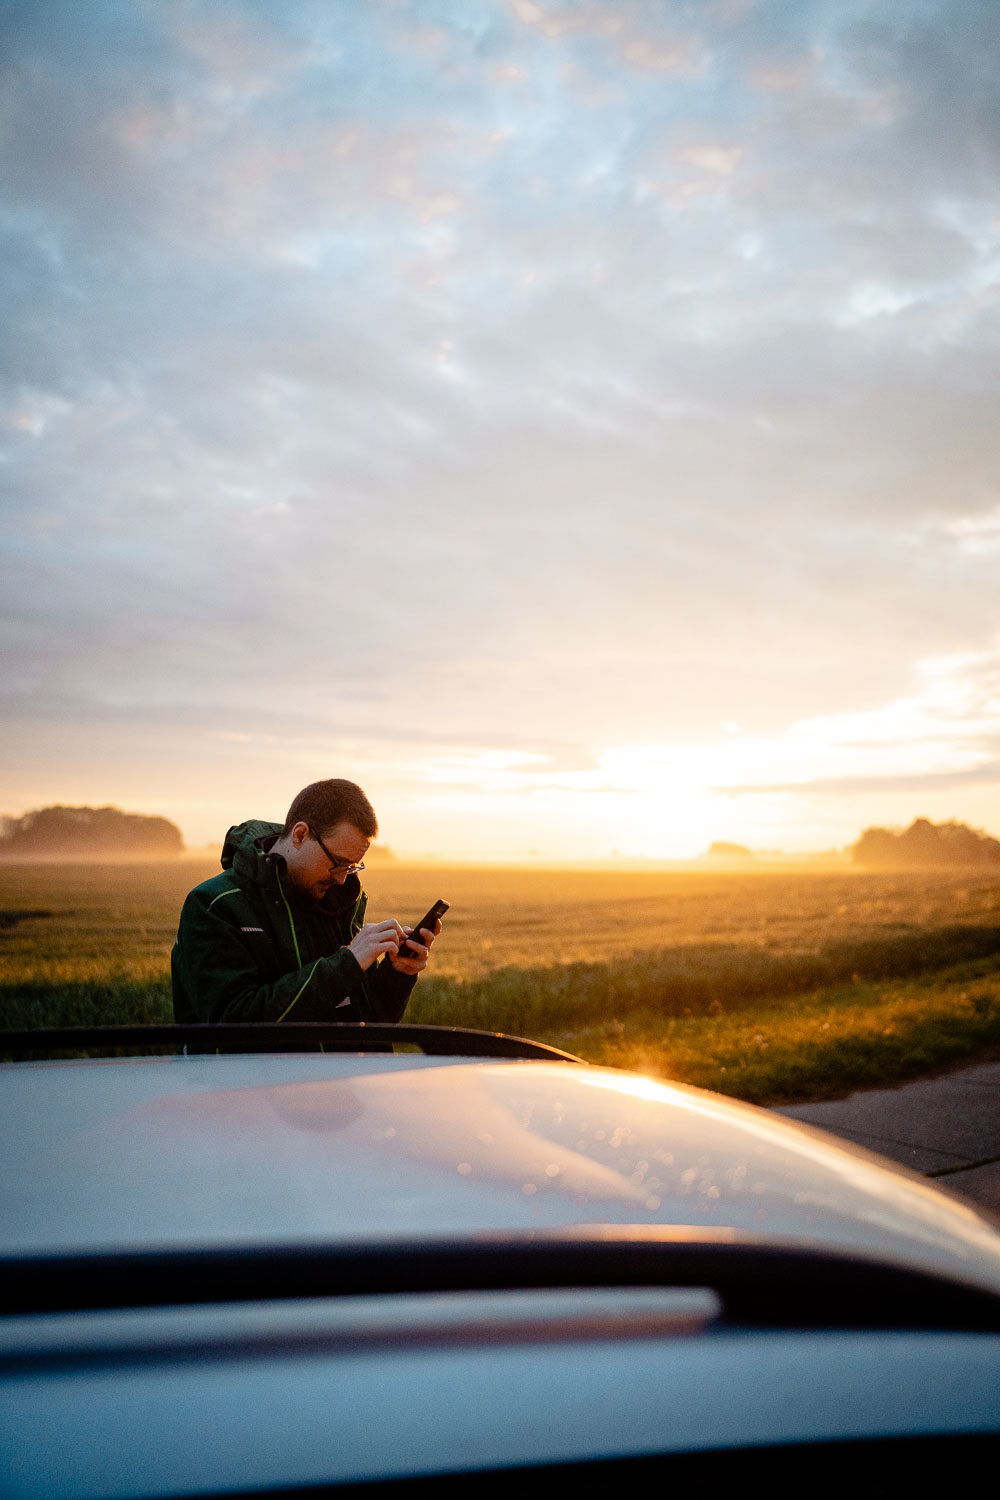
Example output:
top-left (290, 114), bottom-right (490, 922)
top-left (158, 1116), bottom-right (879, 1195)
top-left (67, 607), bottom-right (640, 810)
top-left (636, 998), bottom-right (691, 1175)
top-left (852, 827), bottom-right (899, 866)
top-left (0, 805), bottom-right (184, 859)
top-left (705, 841), bottom-right (754, 859)
top-left (852, 818), bottom-right (1000, 869)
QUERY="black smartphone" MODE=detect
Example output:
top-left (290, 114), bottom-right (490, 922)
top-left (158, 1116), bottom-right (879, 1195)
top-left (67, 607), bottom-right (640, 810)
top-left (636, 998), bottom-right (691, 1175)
top-left (399, 898), bottom-right (450, 955)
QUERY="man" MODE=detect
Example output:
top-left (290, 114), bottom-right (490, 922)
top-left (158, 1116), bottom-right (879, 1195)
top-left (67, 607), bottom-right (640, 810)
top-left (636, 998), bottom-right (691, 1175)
top-left (172, 779), bottom-right (436, 1025)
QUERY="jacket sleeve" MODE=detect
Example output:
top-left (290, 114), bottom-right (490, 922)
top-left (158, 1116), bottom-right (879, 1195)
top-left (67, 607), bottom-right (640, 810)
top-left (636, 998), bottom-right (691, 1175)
top-left (352, 956), bottom-right (418, 1023)
top-left (172, 890), bottom-right (368, 1024)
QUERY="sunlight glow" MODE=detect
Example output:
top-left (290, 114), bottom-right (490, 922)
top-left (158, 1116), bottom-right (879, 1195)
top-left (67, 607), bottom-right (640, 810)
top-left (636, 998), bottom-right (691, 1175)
top-left (371, 646), bottom-right (1000, 861)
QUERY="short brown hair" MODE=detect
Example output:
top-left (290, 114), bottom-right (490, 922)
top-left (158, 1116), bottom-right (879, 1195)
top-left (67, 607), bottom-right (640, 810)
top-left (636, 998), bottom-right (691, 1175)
top-left (283, 779), bottom-right (378, 839)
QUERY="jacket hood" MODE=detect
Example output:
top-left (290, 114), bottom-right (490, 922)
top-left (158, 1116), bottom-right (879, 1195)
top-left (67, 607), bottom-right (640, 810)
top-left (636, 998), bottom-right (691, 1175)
top-left (220, 820), bottom-right (282, 879)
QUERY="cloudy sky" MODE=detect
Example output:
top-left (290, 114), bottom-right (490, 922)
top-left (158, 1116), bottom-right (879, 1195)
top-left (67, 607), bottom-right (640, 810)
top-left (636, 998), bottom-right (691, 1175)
top-left (2, 0), bottom-right (999, 860)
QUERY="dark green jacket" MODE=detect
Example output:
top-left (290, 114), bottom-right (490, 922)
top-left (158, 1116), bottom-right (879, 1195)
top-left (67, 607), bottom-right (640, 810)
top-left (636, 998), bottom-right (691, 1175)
top-left (171, 820), bottom-right (416, 1025)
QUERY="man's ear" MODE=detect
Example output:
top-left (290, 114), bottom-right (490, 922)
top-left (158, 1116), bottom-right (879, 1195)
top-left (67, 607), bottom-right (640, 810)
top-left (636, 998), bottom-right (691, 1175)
top-left (289, 821), bottom-right (310, 849)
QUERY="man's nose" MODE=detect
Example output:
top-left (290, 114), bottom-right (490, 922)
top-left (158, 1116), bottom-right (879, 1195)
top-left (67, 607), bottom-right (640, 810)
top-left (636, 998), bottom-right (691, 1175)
top-left (332, 869), bottom-right (348, 883)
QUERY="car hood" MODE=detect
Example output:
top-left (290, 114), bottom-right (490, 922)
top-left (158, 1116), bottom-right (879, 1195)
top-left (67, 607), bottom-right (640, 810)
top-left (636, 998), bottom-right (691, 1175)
top-left (3, 1052), bottom-right (1000, 1293)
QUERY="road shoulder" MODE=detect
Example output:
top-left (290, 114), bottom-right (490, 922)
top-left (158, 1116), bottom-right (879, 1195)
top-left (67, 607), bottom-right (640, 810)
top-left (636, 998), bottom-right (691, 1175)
top-left (774, 1060), bottom-right (1000, 1214)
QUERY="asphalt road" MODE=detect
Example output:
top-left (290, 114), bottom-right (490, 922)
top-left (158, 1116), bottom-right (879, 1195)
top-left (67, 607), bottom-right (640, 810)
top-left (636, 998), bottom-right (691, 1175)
top-left (774, 1059), bottom-right (1000, 1217)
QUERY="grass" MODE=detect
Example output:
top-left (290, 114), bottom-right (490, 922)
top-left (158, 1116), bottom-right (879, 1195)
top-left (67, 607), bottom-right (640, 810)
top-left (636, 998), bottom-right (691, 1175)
top-left (546, 968), bottom-right (1000, 1104)
top-left (2, 860), bottom-right (1000, 1101)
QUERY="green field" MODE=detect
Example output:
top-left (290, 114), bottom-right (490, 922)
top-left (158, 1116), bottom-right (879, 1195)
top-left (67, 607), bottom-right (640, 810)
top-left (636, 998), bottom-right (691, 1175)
top-left (2, 860), bottom-right (999, 1102)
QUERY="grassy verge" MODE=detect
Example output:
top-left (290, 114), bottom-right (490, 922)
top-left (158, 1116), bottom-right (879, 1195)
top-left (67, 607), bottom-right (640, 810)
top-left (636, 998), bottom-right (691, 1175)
top-left (3, 957), bottom-right (999, 1106)
top-left (535, 965), bottom-right (1000, 1103)
top-left (408, 956), bottom-right (1000, 1104)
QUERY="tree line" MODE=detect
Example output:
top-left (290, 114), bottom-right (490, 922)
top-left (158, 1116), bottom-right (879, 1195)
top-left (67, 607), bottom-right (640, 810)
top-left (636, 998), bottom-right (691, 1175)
top-left (0, 805), bottom-right (184, 858)
top-left (852, 817), bottom-right (1000, 869)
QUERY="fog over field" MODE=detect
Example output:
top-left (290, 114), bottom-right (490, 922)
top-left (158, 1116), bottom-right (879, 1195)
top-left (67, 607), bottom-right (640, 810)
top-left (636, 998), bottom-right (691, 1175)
top-left (3, 1), bottom-right (1000, 860)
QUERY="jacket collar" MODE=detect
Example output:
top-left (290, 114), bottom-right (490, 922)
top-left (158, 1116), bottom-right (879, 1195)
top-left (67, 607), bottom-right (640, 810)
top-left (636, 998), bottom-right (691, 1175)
top-left (255, 833), bottom-right (362, 916)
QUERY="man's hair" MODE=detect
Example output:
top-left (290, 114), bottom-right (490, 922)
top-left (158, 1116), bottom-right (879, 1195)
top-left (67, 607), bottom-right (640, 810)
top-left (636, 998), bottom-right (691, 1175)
top-left (283, 780), bottom-right (378, 839)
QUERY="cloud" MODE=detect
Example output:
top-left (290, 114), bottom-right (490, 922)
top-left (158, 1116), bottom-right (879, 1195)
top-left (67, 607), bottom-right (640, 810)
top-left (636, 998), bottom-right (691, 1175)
top-left (2, 0), bottom-right (1000, 850)
top-left (707, 647), bottom-right (1000, 801)
top-left (718, 764), bottom-right (1000, 798)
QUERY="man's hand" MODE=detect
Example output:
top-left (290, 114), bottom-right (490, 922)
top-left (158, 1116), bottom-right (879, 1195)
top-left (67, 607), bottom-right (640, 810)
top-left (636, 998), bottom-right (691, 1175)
top-left (389, 918), bottom-right (441, 975)
top-left (347, 920), bottom-right (405, 972)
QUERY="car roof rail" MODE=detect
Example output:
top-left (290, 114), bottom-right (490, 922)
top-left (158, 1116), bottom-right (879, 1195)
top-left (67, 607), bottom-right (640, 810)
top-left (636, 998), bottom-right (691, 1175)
top-left (0, 1022), bottom-right (585, 1064)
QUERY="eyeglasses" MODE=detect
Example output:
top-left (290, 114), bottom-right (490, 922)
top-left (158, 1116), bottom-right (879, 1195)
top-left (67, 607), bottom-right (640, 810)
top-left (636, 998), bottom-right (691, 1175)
top-left (309, 827), bottom-right (365, 875)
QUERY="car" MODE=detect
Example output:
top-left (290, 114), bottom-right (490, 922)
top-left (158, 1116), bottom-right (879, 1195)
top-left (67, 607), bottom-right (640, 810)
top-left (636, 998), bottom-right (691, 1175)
top-left (2, 1020), bottom-right (999, 1497)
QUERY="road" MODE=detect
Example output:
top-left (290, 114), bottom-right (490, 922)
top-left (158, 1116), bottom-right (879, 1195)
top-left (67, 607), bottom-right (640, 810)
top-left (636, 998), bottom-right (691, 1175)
top-left (774, 1059), bottom-right (1000, 1216)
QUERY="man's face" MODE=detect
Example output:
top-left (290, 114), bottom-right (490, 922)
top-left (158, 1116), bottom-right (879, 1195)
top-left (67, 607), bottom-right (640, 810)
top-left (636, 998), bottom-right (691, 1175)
top-left (283, 820), bottom-right (371, 900)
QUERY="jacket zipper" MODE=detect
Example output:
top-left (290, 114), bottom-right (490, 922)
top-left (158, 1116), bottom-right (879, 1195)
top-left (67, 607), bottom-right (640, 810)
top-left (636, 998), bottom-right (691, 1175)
top-left (275, 865), bottom-right (303, 968)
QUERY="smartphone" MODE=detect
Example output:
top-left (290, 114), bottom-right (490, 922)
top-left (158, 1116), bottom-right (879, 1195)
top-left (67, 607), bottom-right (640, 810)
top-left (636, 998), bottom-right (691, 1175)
top-left (399, 898), bottom-right (450, 955)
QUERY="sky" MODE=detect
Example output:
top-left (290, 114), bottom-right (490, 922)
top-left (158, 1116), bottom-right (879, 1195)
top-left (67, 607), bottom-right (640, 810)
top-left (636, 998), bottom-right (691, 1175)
top-left (2, 0), bottom-right (1000, 861)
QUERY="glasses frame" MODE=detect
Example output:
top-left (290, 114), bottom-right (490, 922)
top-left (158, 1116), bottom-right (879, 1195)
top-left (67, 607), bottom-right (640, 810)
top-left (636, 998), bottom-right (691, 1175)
top-left (308, 826), bottom-right (366, 876)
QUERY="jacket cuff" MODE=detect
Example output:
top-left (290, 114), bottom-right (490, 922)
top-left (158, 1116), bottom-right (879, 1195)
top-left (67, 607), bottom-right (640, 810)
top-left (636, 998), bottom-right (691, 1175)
top-left (325, 945), bottom-right (364, 995)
